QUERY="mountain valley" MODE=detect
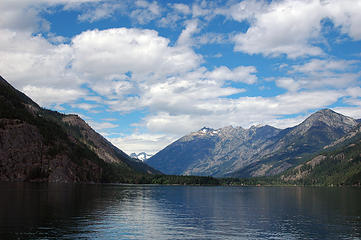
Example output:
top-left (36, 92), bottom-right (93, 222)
top-left (1, 74), bottom-right (360, 186)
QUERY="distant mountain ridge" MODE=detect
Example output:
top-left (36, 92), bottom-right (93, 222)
top-left (130, 152), bottom-right (153, 161)
top-left (0, 75), bottom-right (160, 183)
top-left (146, 109), bottom-right (358, 177)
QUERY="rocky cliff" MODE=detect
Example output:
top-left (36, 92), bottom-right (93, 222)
top-left (0, 118), bottom-right (102, 183)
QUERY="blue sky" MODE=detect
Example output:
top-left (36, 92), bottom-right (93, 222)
top-left (1, 0), bottom-right (361, 155)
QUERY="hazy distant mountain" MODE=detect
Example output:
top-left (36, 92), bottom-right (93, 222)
top-left (0, 75), bottom-right (159, 183)
top-left (130, 152), bottom-right (153, 161)
top-left (147, 109), bottom-right (358, 177)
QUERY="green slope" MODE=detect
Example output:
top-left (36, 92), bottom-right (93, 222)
top-left (281, 124), bottom-right (361, 186)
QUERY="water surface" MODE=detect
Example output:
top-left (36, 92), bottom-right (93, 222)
top-left (1, 183), bottom-right (360, 239)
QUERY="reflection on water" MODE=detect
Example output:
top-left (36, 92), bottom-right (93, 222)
top-left (0, 183), bottom-right (360, 240)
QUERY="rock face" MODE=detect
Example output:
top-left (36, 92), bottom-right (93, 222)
top-left (0, 119), bottom-right (102, 183)
top-left (0, 75), bottom-right (159, 183)
top-left (146, 109), bottom-right (358, 177)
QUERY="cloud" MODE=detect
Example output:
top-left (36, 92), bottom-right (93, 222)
top-left (232, 0), bottom-right (324, 58)
top-left (69, 27), bottom-right (207, 114)
top-left (207, 66), bottom-right (257, 84)
top-left (143, 113), bottom-right (201, 135)
top-left (0, 0), bottom-right (48, 33)
top-left (3, 20), bottom-right (252, 116)
top-left (110, 133), bottom-right (178, 155)
top-left (130, 0), bottom-right (162, 24)
top-left (291, 58), bottom-right (358, 74)
top-left (333, 106), bottom-right (361, 120)
top-left (1, 0), bottom-right (360, 155)
top-left (105, 97), bottom-right (142, 113)
top-left (230, 0), bottom-right (361, 58)
top-left (158, 14), bottom-right (183, 28)
top-left (47, 33), bottom-right (69, 44)
top-left (196, 32), bottom-right (230, 45)
top-left (325, 0), bottom-right (361, 40)
top-left (0, 0), bottom-right (105, 108)
top-left (71, 28), bottom-right (201, 81)
top-left (22, 85), bottom-right (84, 106)
top-left (346, 87), bottom-right (361, 98)
top-left (213, 53), bottom-right (223, 58)
top-left (172, 3), bottom-right (191, 15)
top-left (343, 98), bottom-right (361, 107)
top-left (138, 66), bottom-right (251, 116)
top-left (91, 77), bottom-right (136, 99)
top-left (274, 90), bottom-right (343, 114)
top-left (157, 3), bottom-right (192, 28)
top-left (70, 103), bottom-right (99, 111)
top-left (137, 89), bottom-right (344, 137)
top-left (191, 1), bottom-right (214, 19)
top-left (158, 1), bottom-right (221, 28)
top-left (87, 121), bottom-right (119, 132)
top-left (228, 0), bottom-right (267, 22)
top-left (275, 78), bottom-right (300, 92)
top-left (0, 29), bottom-right (85, 107)
top-left (0, 0), bottom-right (102, 32)
top-left (176, 19), bottom-right (200, 47)
top-left (289, 58), bottom-right (361, 89)
top-left (266, 115), bottom-right (310, 130)
top-left (78, 2), bottom-right (125, 22)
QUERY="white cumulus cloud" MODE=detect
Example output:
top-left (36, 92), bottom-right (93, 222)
top-left (230, 0), bottom-right (361, 58)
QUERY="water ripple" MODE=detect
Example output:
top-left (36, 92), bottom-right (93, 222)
top-left (1, 184), bottom-right (361, 239)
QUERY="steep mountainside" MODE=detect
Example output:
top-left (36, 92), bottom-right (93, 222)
top-left (281, 123), bottom-right (361, 186)
top-left (232, 109), bottom-right (358, 177)
top-left (147, 109), bottom-right (357, 177)
top-left (146, 127), bottom-right (221, 175)
top-left (0, 76), bottom-right (159, 183)
top-left (60, 114), bottom-right (159, 175)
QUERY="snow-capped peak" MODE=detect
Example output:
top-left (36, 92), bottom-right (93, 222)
top-left (130, 152), bottom-right (153, 161)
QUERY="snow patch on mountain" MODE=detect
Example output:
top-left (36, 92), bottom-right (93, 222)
top-left (130, 152), bottom-right (153, 161)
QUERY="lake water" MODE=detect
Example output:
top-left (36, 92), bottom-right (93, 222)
top-left (0, 183), bottom-right (361, 240)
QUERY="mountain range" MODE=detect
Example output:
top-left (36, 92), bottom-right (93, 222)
top-left (1, 74), bottom-right (360, 185)
top-left (146, 109), bottom-right (359, 178)
top-left (0, 76), bottom-right (160, 183)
